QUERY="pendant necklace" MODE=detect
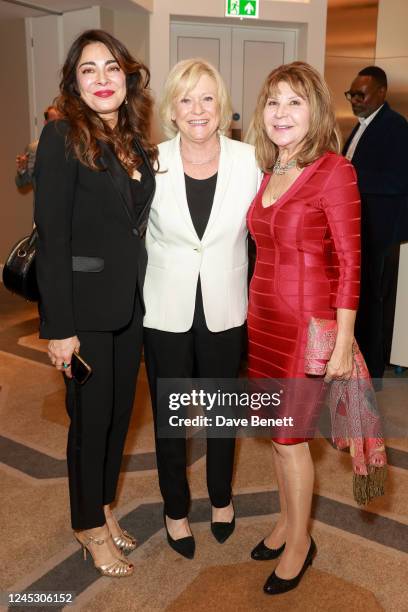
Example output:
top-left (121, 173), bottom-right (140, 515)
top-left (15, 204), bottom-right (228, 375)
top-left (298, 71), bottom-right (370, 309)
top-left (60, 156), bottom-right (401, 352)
top-left (267, 157), bottom-right (298, 202)
top-left (272, 157), bottom-right (297, 175)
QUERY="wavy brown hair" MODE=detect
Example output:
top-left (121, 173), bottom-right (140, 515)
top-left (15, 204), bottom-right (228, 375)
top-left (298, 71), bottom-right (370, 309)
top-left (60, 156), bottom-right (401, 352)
top-left (55, 29), bottom-right (157, 173)
top-left (250, 61), bottom-right (341, 173)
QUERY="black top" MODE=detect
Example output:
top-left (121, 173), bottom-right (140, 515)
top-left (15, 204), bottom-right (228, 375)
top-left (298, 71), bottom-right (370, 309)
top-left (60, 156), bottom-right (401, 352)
top-left (184, 172), bottom-right (217, 240)
top-left (184, 172), bottom-right (218, 328)
top-left (128, 158), bottom-right (155, 219)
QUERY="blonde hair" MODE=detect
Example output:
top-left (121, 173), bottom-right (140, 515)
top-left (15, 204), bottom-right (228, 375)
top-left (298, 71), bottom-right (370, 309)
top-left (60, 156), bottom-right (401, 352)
top-left (160, 58), bottom-right (232, 138)
top-left (251, 61), bottom-right (341, 173)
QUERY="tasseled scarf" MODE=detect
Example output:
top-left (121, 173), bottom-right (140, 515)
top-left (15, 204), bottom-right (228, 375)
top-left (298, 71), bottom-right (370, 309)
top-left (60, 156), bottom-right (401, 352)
top-left (305, 317), bottom-right (387, 505)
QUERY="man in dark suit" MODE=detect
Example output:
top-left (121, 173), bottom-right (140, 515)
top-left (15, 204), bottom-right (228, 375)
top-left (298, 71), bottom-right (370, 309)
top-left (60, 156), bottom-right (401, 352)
top-left (343, 66), bottom-right (408, 383)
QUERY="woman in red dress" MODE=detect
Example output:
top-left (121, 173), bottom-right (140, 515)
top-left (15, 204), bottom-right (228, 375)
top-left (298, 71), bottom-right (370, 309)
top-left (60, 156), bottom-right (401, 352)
top-left (247, 62), bottom-right (361, 594)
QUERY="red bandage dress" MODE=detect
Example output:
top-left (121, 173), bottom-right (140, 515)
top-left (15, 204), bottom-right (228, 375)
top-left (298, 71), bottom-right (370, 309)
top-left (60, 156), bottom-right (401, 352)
top-left (247, 152), bottom-right (361, 444)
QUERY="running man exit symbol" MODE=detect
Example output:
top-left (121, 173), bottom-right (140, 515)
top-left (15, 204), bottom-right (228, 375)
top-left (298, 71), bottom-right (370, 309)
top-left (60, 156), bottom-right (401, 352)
top-left (225, 0), bottom-right (259, 19)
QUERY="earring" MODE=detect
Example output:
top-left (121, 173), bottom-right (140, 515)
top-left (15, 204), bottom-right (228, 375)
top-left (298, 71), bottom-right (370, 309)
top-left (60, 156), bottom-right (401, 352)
top-left (125, 97), bottom-right (128, 105)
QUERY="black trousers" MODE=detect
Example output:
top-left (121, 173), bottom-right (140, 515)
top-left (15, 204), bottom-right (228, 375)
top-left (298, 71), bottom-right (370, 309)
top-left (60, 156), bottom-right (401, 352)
top-left (144, 288), bottom-right (243, 519)
top-left (355, 242), bottom-right (400, 379)
top-left (65, 295), bottom-right (143, 530)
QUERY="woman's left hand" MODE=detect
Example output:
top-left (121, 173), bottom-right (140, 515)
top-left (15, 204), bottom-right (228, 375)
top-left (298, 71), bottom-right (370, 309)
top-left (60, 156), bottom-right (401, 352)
top-left (325, 342), bottom-right (354, 382)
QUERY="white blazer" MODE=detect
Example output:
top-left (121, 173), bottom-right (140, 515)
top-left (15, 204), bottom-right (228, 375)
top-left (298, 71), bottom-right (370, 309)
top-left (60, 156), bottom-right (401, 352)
top-left (143, 133), bottom-right (260, 332)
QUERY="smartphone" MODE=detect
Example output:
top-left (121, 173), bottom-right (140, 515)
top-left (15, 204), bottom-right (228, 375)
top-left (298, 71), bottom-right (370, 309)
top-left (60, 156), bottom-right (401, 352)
top-left (71, 351), bottom-right (92, 385)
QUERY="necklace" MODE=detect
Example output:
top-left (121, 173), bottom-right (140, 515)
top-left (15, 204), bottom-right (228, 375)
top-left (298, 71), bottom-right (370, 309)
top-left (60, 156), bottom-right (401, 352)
top-left (273, 157), bottom-right (297, 175)
top-left (180, 143), bottom-right (220, 165)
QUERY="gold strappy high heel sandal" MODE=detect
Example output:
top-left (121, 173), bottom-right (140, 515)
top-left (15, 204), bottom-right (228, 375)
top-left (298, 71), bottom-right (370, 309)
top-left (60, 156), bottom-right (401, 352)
top-left (105, 511), bottom-right (137, 554)
top-left (111, 529), bottom-right (137, 554)
top-left (75, 532), bottom-right (134, 577)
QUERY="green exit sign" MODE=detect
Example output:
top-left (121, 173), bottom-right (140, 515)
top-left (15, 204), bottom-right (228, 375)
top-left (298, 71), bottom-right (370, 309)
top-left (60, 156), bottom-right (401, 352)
top-left (225, 0), bottom-right (259, 19)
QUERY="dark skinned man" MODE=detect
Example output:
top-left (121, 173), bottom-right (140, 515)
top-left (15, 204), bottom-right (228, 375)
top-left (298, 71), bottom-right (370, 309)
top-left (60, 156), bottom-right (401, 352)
top-left (343, 66), bottom-right (408, 385)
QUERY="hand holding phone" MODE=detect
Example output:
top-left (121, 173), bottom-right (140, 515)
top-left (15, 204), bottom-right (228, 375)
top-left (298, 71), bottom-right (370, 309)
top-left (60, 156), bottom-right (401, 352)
top-left (48, 336), bottom-right (80, 378)
top-left (71, 351), bottom-right (92, 385)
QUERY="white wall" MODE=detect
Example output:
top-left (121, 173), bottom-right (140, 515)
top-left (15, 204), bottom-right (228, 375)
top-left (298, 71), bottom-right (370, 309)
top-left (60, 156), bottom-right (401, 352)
top-left (113, 8), bottom-right (149, 64)
top-left (63, 6), bottom-right (103, 57)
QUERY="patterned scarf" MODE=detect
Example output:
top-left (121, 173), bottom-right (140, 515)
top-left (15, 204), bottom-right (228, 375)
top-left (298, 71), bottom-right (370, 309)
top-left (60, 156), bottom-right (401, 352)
top-left (305, 317), bottom-right (387, 505)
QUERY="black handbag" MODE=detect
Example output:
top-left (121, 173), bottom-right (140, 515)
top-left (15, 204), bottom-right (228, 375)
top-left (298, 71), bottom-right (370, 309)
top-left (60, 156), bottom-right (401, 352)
top-left (2, 227), bottom-right (39, 301)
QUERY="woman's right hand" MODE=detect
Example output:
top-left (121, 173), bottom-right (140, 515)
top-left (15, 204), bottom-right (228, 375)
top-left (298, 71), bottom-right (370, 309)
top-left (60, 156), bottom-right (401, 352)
top-left (48, 336), bottom-right (80, 378)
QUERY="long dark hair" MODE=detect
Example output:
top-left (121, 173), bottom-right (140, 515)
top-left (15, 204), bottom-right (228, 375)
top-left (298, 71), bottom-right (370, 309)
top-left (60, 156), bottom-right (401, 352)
top-left (56, 29), bottom-right (157, 173)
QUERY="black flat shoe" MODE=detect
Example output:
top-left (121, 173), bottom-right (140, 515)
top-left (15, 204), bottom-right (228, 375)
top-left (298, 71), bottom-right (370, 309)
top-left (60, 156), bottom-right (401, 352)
top-left (263, 536), bottom-right (317, 595)
top-left (251, 539), bottom-right (286, 560)
top-left (163, 512), bottom-right (195, 559)
top-left (211, 516), bottom-right (235, 543)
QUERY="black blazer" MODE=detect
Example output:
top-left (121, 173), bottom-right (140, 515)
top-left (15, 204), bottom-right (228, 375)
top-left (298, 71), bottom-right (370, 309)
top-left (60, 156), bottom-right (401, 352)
top-left (342, 102), bottom-right (408, 245)
top-left (34, 120), bottom-right (155, 339)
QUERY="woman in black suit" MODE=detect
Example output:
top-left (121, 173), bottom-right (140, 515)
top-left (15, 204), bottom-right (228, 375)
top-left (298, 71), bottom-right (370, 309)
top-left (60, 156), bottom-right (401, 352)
top-left (34, 29), bottom-right (156, 577)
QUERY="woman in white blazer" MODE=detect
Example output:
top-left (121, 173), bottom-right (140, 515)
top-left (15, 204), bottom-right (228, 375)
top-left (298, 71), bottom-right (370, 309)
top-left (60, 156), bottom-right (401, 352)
top-left (143, 59), bottom-right (259, 558)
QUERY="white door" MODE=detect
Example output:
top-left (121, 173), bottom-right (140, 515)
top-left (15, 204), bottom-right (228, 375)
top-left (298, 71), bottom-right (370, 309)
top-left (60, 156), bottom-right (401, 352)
top-left (231, 27), bottom-right (297, 139)
top-left (26, 15), bottom-right (62, 140)
top-left (170, 21), bottom-right (298, 140)
top-left (170, 23), bottom-right (232, 90)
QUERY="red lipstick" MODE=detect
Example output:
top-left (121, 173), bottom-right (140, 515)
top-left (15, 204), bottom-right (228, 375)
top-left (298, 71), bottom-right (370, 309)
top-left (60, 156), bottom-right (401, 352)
top-left (95, 90), bottom-right (114, 98)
